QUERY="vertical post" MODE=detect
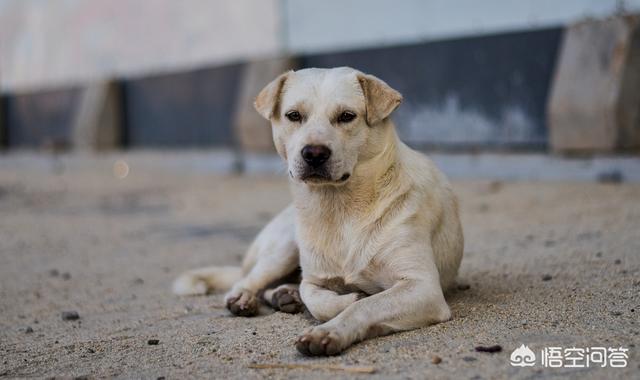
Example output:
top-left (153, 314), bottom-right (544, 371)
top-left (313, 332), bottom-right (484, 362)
top-left (0, 95), bottom-right (6, 150)
top-left (548, 15), bottom-right (640, 153)
top-left (232, 58), bottom-right (299, 154)
top-left (72, 80), bottom-right (124, 151)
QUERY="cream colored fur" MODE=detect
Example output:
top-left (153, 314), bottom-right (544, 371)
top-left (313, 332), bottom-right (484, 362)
top-left (174, 67), bottom-right (463, 356)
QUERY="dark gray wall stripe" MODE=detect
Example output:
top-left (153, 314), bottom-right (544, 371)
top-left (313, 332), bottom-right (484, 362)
top-left (5, 88), bottom-right (81, 149)
top-left (2, 29), bottom-right (562, 150)
top-left (301, 28), bottom-right (563, 149)
top-left (122, 63), bottom-right (244, 148)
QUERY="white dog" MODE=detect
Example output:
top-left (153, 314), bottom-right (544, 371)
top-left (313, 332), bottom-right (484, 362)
top-left (173, 67), bottom-right (464, 356)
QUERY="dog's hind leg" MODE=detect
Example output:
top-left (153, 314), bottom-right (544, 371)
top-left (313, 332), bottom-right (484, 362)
top-left (224, 205), bottom-right (299, 316)
top-left (263, 283), bottom-right (304, 314)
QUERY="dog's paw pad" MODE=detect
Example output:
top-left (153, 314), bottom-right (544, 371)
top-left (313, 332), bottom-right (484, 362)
top-left (225, 290), bottom-right (258, 317)
top-left (295, 328), bottom-right (343, 356)
top-left (272, 287), bottom-right (304, 314)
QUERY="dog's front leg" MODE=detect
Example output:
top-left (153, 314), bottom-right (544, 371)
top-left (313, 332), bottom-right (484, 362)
top-left (296, 253), bottom-right (450, 355)
top-left (299, 280), bottom-right (362, 322)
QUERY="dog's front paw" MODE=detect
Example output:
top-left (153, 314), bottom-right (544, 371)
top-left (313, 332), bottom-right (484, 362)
top-left (271, 286), bottom-right (304, 314)
top-left (225, 289), bottom-right (258, 317)
top-left (296, 327), bottom-right (345, 356)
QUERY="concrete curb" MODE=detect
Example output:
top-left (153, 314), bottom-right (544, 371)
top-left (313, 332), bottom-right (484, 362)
top-left (1, 151), bottom-right (638, 183)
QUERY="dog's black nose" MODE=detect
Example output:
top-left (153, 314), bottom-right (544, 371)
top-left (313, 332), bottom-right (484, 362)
top-left (301, 145), bottom-right (331, 168)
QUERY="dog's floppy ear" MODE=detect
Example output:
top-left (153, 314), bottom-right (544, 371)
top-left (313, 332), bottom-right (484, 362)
top-left (357, 73), bottom-right (403, 126)
top-left (254, 71), bottom-right (291, 120)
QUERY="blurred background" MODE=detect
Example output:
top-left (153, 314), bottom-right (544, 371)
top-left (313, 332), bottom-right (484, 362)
top-left (0, 0), bottom-right (639, 177)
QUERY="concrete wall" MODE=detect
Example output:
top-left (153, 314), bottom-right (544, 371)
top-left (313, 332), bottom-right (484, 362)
top-left (300, 28), bottom-right (562, 149)
top-left (3, 0), bottom-right (640, 93)
top-left (2, 1), bottom-right (639, 152)
top-left (285, 0), bottom-right (640, 53)
top-left (0, 0), bottom-right (281, 93)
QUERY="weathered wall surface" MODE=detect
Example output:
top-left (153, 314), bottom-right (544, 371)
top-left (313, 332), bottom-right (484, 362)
top-left (284, 0), bottom-right (640, 52)
top-left (0, 0), bottom-right (281, 93)
top-left (1, 1), bottom-right (639, 151)
top-left (302, 28), bottom-right (561, 148)
top-left (548, 15), bottom-right (640, 152)
top-left (3, 0), bottom-right (640, 93)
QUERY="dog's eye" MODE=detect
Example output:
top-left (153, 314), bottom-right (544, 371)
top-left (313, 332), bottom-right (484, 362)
top-left (337, 111), bottom-right (356, 123)
top-left (285, 111), bottom-right (302, 122)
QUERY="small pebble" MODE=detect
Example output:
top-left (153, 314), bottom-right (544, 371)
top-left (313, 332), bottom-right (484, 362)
top-left (544, 240), bottom-right (556, 248)
top-left (431, 355), bottom-right (442, 364)
top-left (542, 274), bottom-right (553, 281)
top-left (133, 278), bottom-right (144, 285)
top-left (61, 273), bottom-right (71, 280)
top-left (49, 269), bottom-right (60, 277)
top-left (462, 356), bottom-right (477, 362)
top-left (614, 259), bottom-right (621, 265)
top-left (61, 311), bottom-right (80, 321)
top-left (595, 252), bottom-right (602, 258)
top-left (24, 326), bottom-right (34, 334)
top-left (457, 284), bottom-right (471, 291)
top-left (148, 339), bottom-right (160, 345)
top-left (475, 345), bottom-right (502, 353)
top-left (611, 311), bottom-right (622, 316)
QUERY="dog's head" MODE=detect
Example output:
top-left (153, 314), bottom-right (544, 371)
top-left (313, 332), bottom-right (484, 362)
top-left (254, 67), bottom-right (402, 186)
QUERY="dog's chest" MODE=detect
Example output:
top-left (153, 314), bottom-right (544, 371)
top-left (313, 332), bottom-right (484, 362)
top-left (298, 217), bottom-right (384, 294)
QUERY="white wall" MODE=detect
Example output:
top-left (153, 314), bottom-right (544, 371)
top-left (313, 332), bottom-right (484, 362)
top-left (2, 0), bottom-right (640, 92)
top-left (0, 0), bottom-right (281, 92)
top-left (284, 0), bottom-right (640, 53)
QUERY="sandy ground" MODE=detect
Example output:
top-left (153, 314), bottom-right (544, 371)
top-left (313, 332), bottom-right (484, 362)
top-left (0, 155), bottom-right (638, 379)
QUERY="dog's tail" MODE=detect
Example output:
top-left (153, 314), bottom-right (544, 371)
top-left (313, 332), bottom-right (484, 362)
top-left (172, 266), bottom-right (243, 296)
